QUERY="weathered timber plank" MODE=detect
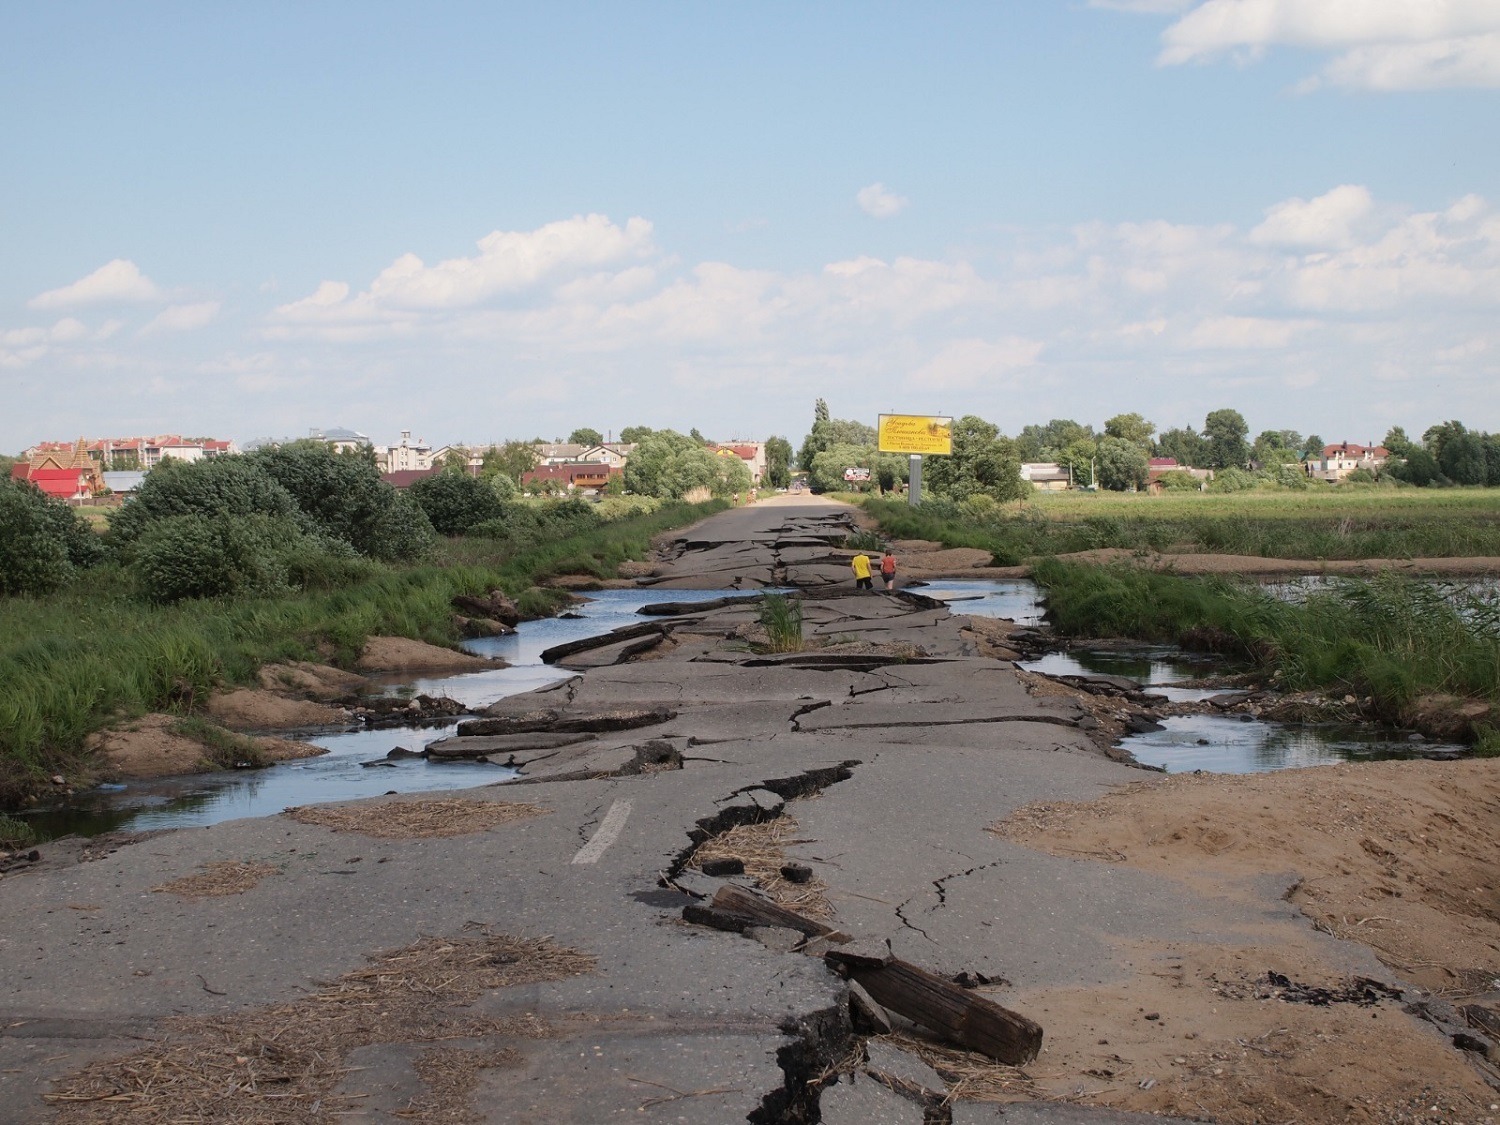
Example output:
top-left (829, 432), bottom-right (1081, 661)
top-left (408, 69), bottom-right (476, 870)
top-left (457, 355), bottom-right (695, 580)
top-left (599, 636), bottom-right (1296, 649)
top-left (838, 958), bottom-right (1043, 1066)
top-left (681, 885), bottom-right (849, 941)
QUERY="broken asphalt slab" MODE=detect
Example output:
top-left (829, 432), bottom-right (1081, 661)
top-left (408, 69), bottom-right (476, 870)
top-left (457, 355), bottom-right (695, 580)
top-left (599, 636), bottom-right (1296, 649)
top-left (1, 497), bottom-right (1373, 1121)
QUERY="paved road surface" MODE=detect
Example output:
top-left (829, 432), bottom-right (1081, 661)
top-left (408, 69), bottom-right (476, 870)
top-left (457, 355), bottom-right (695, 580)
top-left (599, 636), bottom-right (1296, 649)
top-left (0, 498), bottom-right (1383, 1123)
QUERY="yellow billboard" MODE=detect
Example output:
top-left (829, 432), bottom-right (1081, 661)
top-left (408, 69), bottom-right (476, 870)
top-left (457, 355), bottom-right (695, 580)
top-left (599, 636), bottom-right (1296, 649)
top-left (878, 414), bottom-right (953, 456)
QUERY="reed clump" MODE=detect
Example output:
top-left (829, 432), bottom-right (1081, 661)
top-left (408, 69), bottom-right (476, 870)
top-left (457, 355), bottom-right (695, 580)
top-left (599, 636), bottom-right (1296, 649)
top-left (0, 500), bottom-right (725, 805)
top-left (1033, 559), bottom-right (1500, 733)
top-left (757, 593), bottom-right (805, 653)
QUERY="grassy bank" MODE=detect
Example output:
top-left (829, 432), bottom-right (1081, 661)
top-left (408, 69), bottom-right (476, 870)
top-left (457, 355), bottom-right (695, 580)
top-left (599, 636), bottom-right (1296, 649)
top-left (0, 500), bottom-right (725, 804)
top-left (864, 488), bottom-right (1500, 563)
top-left (1033, 559), bottom-right (1500, 732)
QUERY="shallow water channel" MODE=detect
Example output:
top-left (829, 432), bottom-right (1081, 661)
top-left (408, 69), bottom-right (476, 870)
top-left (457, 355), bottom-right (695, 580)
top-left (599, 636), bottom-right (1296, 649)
top-left (27, 578), bottom-right (1457, 840)
top-left (23, 589), bottom-right (753, 841)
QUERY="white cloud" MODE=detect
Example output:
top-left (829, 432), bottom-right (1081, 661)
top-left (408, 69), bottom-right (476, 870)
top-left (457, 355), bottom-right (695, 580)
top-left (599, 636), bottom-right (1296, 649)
top-left (1134, 0), bottom-right (1500, 89)
top-left (856, 183), bottom-right (910, 219)
top-left (1185, 315), bottom-right (1314, 348)
top-left (1249, 184), bottom-right (1374, 248)
top-left (140, 301), bottom-right (221, 335)
top-left (12, 186), bottom-right (1499, 453)
top-left (28, 259), bottom-right (164, 309)
top-left (912, 337), bottom-right (1044, 390)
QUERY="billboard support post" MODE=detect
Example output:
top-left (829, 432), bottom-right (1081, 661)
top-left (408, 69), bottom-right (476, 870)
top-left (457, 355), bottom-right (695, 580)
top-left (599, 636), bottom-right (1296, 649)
top-left (908, 455), bottom-right (922, 506)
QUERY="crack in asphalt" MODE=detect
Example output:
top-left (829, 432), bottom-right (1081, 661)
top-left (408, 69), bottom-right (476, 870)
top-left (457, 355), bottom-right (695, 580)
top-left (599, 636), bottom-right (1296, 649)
top-left (787, 698), bottom-right (834, 731)
top-left (930, 860), bottom-right (1005, 912)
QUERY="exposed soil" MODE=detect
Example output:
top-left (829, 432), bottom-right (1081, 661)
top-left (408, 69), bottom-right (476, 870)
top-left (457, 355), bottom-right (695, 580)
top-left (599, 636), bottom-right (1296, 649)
top-left (1033, 548), bottom-right (1500, 578)
top-left (985, 760), bottom-right (1500, 1123)
top-left (204, 688), bottom-right (350, 731)
top-left (86, 714), bottom-right (326, 780)
top-left (255, 660), bottom-right (368, 700)
top-left (355, 636), bottom-right (507, 674)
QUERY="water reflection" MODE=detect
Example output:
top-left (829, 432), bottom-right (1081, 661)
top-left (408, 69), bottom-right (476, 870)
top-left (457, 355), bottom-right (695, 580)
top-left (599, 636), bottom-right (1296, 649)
top-left (1020, 647), bottom-right (1230, 701)
top-left (26, 588), bottom-right (758, 839)
top-left (1120, 715), bottom-right (1453, 774)
top-left (914, 579), bottom-right (1047, 626)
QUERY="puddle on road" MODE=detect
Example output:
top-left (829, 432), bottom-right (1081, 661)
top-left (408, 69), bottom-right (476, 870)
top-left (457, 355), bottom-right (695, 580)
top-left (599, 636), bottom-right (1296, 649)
top-left (912, 578), bottom-right (1048, 626)
top-left (26, 588), bottom-right (756, 840)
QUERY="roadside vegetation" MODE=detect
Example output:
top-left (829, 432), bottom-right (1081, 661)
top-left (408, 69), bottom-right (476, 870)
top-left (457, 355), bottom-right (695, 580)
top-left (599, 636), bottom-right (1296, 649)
top-left (863, 489), bottom-right (1500, 564)
top-left (1033, 559), bottom-right (1500, 737)
top-left (0, 448), bottom-right (725, 805)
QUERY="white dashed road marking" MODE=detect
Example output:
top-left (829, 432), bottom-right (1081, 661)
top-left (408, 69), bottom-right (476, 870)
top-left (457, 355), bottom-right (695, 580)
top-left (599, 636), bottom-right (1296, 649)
top-left (571, 800), bottom-right (633, 865)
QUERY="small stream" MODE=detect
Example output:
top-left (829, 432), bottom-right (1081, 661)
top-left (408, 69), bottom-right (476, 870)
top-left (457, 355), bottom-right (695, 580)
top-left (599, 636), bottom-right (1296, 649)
top-left (22, 589), bottom-right (753, 841)
top-left (26, 577), bottom-right (1468, 839)
top-left (924, 579), bottom-right (1463, 774)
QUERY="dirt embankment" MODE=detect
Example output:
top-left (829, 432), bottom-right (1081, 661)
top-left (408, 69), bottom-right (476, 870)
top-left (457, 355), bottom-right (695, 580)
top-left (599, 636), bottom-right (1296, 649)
top-left (88, 714), bottom-right (325, 781)
top-left (354, 636), bottom-right (505, 674)
top-left (1037, 548), bottom-right (1500, 578)
top-left (990, 759), bottom-right (1500, 1124)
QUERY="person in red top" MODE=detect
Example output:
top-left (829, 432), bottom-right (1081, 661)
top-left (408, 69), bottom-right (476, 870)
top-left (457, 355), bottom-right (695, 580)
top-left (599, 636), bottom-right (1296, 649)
top-left (880, 549), bottom-right (897, 591)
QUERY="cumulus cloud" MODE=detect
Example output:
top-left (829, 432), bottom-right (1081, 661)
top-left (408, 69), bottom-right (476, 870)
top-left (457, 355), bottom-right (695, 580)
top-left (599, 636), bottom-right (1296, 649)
top-left (1127, 0), bottom-right (1500, 89)
top-left (140, 301), bottom-right (221, 335)
top-left (856, 183), bottom-right (910, 219)
top-left (271, 215), bottom-right (656, 336)
top-left (10, 184), bottom-right (1499, 451)
top-left (28, 259), bottom-right (164, 309)
top-left (1249, 184), bottom-right (1375, 248)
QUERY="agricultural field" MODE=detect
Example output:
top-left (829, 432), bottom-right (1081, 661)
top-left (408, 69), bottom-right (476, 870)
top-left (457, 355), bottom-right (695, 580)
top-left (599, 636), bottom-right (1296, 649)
top-left (865, 486), bottom-right (1500, 563)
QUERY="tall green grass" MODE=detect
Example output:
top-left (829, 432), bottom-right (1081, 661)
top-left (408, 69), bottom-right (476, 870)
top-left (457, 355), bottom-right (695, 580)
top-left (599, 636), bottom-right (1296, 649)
top-left (865, 489), bottom-right (1500, 563)
top-left (0, 500), bottom-right (725, 803)
top-left (1033, 559), bottom-right (1500, 728)
top-left (757, 594), bottom-right (804, 652)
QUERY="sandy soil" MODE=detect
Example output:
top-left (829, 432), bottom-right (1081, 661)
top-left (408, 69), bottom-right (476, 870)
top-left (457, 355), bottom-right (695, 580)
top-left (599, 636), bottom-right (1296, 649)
top-left (255, 660), bottom-right (367, 700)
top-left (1031, 548), bottom-right (1500, 578)
top-left (990, 760), bottom-right (1500, 1123)
top-left (887, 539), bottom-right (998, 577)
top-left (87, 714), bottom-right (326, 780)
top-left (354, 635), bottom-right (505, 674)
top-left (204, 688), bottom-right (350, 730)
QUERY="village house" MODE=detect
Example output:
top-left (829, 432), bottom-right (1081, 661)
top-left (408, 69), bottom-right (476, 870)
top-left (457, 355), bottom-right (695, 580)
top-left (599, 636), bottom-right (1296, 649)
top-left (1147, 457), bottom-right (1213, 492)
top-left (709, 442), bottom-right (767, 485)
top-left (23, 434), bottom-right (236, 471)
top-left (521, 462), bottom-right (621, 493)
top-left (1308, 442), bottom-right (1390, 482)
top-left (375, 431), bottom-right (433, 473)
top-left (1019, 462), bottom-right (1073, 491)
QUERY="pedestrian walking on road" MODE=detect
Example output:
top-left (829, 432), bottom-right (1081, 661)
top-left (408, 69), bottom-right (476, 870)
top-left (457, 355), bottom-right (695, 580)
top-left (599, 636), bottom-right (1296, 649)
top-left (880, 549), bottom-right (897, 591)
top-left (850, 552), bottom-right (873, 591)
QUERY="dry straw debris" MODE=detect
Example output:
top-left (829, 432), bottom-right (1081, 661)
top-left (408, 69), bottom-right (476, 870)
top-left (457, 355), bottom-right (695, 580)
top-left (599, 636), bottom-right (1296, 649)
top-left (285, 797), bottom-right (549, 839)
top-left (691, 814), bottom-right (833, 918)
top-left (47, 930), bottom-right (594, 1123)
top-left (152, 860), bottom-right (279, 900)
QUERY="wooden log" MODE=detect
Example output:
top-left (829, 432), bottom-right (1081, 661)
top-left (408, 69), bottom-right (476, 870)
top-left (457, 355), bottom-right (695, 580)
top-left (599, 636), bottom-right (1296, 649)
top-left (682, 885), bottom-right (850, 942)
top-left (835, 957), bottom-right (1043, 1066)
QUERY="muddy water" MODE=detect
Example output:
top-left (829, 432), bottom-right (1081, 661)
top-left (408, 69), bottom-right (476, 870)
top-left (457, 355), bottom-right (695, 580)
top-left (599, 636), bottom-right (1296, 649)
top-left (930, 579), bottom-right (1462, 775)
top-left (24, 589), bottom-right (754, 840)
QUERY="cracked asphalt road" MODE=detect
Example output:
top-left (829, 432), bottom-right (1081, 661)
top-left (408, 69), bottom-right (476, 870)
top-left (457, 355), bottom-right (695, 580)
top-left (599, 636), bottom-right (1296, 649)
top-left (0, 497), bottom-right (1374, 1123)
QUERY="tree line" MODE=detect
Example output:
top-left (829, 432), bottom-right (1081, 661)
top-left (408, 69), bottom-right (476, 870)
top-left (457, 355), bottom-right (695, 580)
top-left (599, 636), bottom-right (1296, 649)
top-left (795, 402), bottom-right (1500, 497)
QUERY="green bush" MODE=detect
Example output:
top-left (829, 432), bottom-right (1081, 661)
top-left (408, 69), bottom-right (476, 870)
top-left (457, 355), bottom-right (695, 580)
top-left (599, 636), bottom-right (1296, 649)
top-left (1207, 467), bottom-right (1257, 493)
top-left (410, 473), bottom-right (504, 536)
top-left (0, 481), bottom-right (103, 596)
top-left (108, 457), bottom-right (303, 551)
top-left (249, 442), bottom-right (434, 561)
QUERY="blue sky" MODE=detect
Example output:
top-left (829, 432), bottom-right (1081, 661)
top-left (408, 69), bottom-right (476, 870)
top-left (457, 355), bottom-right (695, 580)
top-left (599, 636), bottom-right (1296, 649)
top-left (4, 1), bottom-right (1498, 453)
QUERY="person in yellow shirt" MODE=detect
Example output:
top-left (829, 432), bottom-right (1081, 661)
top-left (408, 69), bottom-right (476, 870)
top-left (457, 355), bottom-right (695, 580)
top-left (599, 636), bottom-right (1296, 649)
top-left (850, 552), bottom-right (873, 591)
